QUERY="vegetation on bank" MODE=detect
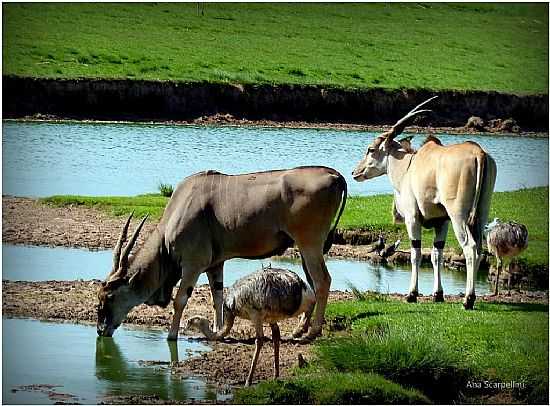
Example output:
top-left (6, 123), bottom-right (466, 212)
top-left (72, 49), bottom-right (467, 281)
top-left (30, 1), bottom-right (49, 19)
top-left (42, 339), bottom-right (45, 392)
top-left (234, 295), bottom-right (549, 404)
top-left (40, 186), bottom-right (549, 269)
top-left (3, 3), bottom-right (548, 94)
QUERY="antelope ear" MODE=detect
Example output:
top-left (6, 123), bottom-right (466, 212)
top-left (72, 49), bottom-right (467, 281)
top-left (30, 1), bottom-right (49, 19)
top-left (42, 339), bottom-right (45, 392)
top-left (381, 138), bottom-right (391, 152)
top-left (106, 277), bottom-right (128, 290)
top-left (397, 136), bottom-right (414, 153)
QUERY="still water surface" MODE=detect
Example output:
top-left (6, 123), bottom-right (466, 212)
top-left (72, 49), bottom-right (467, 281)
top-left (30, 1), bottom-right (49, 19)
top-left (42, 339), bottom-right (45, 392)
top-left (2, 244), bottom-right (490, 295)
top-left (2, 318), bottom-right (219, 404)
top-left (3, 121), bottom-right (548, 197)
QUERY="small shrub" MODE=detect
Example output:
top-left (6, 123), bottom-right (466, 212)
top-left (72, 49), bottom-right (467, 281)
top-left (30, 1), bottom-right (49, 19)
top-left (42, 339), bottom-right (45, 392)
top-left (158, 182), bottom-right (173, 197)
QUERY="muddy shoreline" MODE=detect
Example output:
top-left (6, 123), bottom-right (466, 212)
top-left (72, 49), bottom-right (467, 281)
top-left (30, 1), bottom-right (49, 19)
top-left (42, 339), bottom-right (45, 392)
top-left (4, 76), bottom-right (548, 131)
top-left (1, 196), bottom-right (466, 267)
top-left (3, 279), bottom-right (547, 395)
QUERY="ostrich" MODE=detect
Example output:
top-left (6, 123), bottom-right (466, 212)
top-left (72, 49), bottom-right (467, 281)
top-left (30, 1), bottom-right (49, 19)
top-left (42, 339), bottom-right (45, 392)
top-left (183, 267), bottom-right (316, 386)
top-left (485, 218), bottom-right (528, 295)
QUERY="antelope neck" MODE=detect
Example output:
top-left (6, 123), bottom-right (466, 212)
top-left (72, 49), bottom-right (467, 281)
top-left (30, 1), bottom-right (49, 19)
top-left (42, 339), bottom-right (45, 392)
top-left (387, 150), bottom-right (415, 193)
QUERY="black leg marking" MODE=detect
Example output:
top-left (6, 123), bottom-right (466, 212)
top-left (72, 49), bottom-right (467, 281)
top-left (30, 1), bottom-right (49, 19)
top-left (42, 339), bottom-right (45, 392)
top-left (411, 239), bottom-right (422, 249)
top-left (433, 240), bottom-right (445, 249)
top-left (186, 286), bottom-right (194, 296)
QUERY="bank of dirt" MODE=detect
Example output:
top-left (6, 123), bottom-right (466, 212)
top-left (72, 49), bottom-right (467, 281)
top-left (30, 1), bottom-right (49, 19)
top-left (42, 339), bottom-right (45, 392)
top-left (3, 279), bottom-right (547, 392)
top-left (0, 196), bottom-right (425, 263)
top-left (3, 76), bottom-right (548, 131)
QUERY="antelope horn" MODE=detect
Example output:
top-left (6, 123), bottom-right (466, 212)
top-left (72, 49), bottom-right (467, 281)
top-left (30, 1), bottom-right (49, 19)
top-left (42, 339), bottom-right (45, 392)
top-left (387, 96), bottom-right (438, 140)
top-left (118, 214), bottom-right (149, 276)
top-left (110, 212), bottom-right (134, 277)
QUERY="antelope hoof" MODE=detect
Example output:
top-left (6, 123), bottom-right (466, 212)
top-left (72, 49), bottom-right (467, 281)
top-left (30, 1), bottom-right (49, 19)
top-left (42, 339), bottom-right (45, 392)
top-left (301, 327), bottom-right (322, 342)
top-left (406, 292), bottom-right (418, 303)
top-left (463, 294), bottom-right (476, 310)
top-left (433, 291), bottom-right (444, 303)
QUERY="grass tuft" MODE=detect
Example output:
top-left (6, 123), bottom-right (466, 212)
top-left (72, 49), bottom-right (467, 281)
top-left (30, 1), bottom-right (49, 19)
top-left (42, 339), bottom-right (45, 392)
top-left (234, 371), bottom-right (430, 404)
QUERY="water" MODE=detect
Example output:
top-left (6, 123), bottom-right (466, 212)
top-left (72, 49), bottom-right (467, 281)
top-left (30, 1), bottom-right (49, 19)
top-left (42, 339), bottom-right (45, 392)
top-left (2, 318), bottom-right (218, 404)
top-left (2, 244), bottom-right (491, 295)
top-left (2, 121), bottom-right (548, 197)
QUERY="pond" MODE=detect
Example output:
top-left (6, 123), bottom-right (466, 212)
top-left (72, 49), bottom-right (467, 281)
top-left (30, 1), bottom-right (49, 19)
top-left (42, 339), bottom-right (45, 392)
top-left (2, 121), bottom-right (548, 197)
top-left (2, 244), bottom-right (491, 295)
top-left (2, 318), bottom-right (222, 404)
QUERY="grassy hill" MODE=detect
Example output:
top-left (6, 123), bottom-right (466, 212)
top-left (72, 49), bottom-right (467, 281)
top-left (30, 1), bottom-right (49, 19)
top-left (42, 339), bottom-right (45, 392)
top-left (3, 3), bottom-right (548, 93)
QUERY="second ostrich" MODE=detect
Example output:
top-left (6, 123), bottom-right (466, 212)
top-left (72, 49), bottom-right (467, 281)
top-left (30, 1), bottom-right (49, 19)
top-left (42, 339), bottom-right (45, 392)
top-left (183, 267), bottom-right (316, 386)
top-left (485, 218), bottom-right (528, 295)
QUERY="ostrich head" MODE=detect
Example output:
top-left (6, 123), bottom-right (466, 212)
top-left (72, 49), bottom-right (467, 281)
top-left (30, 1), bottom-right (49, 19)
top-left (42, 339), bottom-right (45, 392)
top-left (183, 316), bottom-right (217, 339)
top-left (485, 217), bottom-right (501, 232)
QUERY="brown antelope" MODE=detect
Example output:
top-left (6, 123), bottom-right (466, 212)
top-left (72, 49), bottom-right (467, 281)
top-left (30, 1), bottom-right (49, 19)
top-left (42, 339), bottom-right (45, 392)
top-left (97, 166), bottom-right (347, 340)
top-left (352, 97), bottom-right (497, 309)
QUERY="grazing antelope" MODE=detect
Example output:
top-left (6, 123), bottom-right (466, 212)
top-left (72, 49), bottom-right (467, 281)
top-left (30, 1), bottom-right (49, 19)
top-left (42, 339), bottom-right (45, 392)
top-left (485, 218), bottom-right (528, 295)
top-left (183, 267), bottom-right (316, 386)
top-left (97, 166), bottom-right (347, 340)
top-left (352, 97), bottom-right (497, 309)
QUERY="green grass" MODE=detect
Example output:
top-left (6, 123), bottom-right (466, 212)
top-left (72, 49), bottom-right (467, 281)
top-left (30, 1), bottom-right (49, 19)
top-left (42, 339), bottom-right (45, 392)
top-left (3, 3), bottom-right (548, 93)
top-left (340, 187), bottom-right (549, 268)
top-left (40, 186), bottom-right (548, 268)
top-left (236, 297), bottom-right (548, 403)
top-left (234, 371), bottom-right (430, 404)
top-left (41, 194), bottom-right (168, 220)
top-left (320, 298), bottom-right (549, 403)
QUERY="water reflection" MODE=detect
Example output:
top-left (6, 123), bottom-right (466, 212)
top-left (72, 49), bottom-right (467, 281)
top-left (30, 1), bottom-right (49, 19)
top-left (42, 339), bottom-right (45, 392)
top-left (2, 318), bottom-right (215, 405)
top-left (95, 337), bottom-right (209, 402)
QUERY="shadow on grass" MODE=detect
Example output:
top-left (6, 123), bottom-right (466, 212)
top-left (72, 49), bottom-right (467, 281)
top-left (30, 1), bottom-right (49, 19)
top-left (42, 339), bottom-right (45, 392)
top-left (477, 302), bottom-right (548, 313)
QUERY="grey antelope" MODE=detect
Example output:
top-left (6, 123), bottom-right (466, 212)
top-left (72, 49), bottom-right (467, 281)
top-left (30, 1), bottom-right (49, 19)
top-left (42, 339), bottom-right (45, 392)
top-left (97, 166), bottom-right (347, 339)
top-left (352, 97), bottom-right (497, 309)
top-left (183, 267), bottom-right (316, 386)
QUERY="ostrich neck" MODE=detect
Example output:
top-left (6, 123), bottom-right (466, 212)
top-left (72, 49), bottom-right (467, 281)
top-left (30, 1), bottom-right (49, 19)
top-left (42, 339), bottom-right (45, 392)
top-left (199, 309), bottom-right (236, 340)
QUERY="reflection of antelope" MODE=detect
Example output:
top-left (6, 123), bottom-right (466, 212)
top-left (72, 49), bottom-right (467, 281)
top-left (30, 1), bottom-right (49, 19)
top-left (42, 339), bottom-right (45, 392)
top-left (352, 97), bottom-right (497, 309)
top-left (183, 267), bottom-right (315, 386)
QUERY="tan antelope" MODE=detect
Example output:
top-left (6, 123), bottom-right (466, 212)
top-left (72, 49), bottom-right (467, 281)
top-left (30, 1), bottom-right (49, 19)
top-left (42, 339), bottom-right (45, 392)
top-left (352, 97), bottom-right (497, 309)
top-left (97, 166), bottom-right (347, 340)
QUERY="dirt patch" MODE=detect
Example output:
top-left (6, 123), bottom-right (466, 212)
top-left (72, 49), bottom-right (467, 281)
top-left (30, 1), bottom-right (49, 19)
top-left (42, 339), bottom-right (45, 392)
top-left (2, 196), bottom-right (156, 250)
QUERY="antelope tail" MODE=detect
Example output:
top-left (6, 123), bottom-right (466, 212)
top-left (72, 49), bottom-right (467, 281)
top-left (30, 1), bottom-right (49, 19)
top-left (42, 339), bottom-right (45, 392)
top-left (324, 174), bottom-right (348, 254)
top-left (468, 152), bottom-right (486, 227)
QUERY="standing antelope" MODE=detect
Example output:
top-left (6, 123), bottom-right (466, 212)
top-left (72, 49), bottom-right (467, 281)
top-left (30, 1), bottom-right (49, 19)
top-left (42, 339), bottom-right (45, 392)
top-left (97, 166), bottom-right (347, 340)
top-left (352, 97), bottom-right (497, 309)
